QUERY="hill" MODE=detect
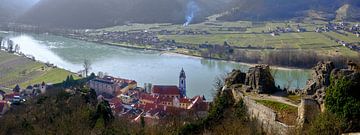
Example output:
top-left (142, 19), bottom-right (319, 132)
top-left (0, 0), bottom-right (39, 22)
top-left (16, 0), bottom-right (233, 29)
top-left (13, 0), bottom-right (360, 29)
top-left (336, 4), bottom-right (360, 21)
top-left (216, 0), bottom-right (360, 21)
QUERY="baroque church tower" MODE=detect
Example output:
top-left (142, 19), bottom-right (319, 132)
top-left (179, 68), bottom-right (186, 98)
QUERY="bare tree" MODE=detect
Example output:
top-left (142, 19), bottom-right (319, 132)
top-left (7, 40), bottom-right (14, 53)
top-left (83, 59), bottom-right (91, 77)
top-left (14, 44), bottom-right (20, 53)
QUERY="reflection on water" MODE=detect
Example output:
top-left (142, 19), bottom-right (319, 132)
top-left (2, 32), bottom-right (311, 100)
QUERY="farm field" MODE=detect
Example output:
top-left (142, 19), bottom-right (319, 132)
top-left (97, 20), bottom-right (360, 58)
top-left (0, 51), bottom-right (78, 89)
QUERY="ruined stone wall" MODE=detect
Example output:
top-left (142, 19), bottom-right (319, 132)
top-left (297, 98), bottom-right (321, 127)
top-left (232, 89), bottom-right (295, 135)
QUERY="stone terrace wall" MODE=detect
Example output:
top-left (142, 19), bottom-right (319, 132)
top-left (232, 90), bottom-right (295, 135)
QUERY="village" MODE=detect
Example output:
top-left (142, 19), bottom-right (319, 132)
top-left (0, 68), bottom-right (209, 124)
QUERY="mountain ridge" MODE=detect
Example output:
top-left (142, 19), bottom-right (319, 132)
top-left (4, 0), bottom-right (360, 28)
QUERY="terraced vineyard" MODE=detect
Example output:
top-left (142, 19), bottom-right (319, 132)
top-left (0, 51), bottom-right (78, 89)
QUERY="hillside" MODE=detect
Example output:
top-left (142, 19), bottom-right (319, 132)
top-left (15, 0), bottom-right (360, 29)
top-left (216, 0), bottom-right (360, 21)
top-left (0, 51), bottom-right (77, 88)
top-left (0, 0), bottom-right (39, 22)
top-left (16, 0), bottom-right (233, 28)
top-left (336, 4), bottom-right (360, 21)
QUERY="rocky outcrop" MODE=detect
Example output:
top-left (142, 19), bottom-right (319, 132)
top-left (224, 69), bottom-right (246, 86)
top-left (303, 61), bottom-right (359, 109)
top-left (245, 65), bottom-right (277, 94)
top-left (304, 61), bottom-right (334, 96)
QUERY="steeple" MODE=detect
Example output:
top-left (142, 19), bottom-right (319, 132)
top-left (179, 68), bottom-right (186, 98)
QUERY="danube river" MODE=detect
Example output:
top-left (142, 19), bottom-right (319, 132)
top-left (1, 32), bottom-right (311, 100)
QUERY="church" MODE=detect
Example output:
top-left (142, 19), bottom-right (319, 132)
top-left (151, 68), bottom-right (187, 98)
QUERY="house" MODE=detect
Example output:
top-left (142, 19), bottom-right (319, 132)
top-left (23, 85), bottom-right (35, 96)
top-left (297, 28), bottom-right (306, 32)
top-left (270, 32), bottom-right (279, 36)
top-left (4, 93), bottom-right (20, 101)
top-left (109, 98), bottom-right (123, 116)
top-left (89, 76), bottom-right (137, 97)
top-left (0, 100), bottom-right (10, 115)
top-left (0, 90), bottom-right (5, 100)
top-left (119, 94), bottom-right (132, 104)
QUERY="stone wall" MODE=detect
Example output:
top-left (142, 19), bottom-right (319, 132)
top-left (297, 98), bottom-right (321, 127)
top-left (232, 89), bottom-right (295, 135)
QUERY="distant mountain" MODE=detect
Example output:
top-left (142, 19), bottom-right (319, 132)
top-left (12, 0), bottom-right (360, 29)
top-left (217, 0), bottom-right (360, 21)
top-left (336, 4), bottom-right (360, 21)
top-left (0, 0), bottom-right (39, 22)
top-left (16, 0), bottom-right (233, 28)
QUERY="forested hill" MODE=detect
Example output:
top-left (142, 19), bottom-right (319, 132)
top-left (16, 0), bottom-right (233, 28)
top-left (0, 0), bottom-right (39, 22)
top-left (217, 0), bottom-right (360, 21)
top-left (5, 0), bottom-right (360, 29)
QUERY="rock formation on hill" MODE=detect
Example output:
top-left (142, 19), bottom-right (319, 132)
top-left (304, 61), bottom-right (335, 96)
top-left (224, 65), bottom-right (277, 94)
top-left (303, 61), bottom-right (359, 106)
top-left (245, 65), bottom-right (277, 94)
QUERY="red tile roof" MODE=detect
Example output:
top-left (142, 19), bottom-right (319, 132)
top-left (158, 96), bottom-right (173, 102)
top-left (152, 85), bottom-right (180, 95)
top-left (4, 93), bottom-right (20, 101)
top-left (140, 93), bottom-right (157, 102)
top-left (179, 98), bottom-right (193, 104)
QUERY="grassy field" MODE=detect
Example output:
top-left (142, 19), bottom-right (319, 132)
top-left (255, 99), bottom-right (298, 125)
top-left (0, 51), bottom-right (79, 89)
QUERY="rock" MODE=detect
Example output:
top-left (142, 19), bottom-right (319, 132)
top-left (223, 65), bottom-right (277, 94)
top-left (225, 69), bottom-right (246, 86)
top-left (304, 61), bottom-right (335, 95)
top-left (303, 61), bottom-right (359, 111)
top-left (245, 65), bottom-right (277, 94)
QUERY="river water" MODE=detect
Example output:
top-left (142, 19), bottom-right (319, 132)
top-left (1, 32), bottom-right (311, 100)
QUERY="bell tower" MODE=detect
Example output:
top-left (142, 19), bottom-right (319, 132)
top-left (179, 68), bottom-right (186, 98)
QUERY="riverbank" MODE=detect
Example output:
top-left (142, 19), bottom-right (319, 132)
top-left (163, 51), bottom-right (311, 71)
top-left (61, 34), bottom-right (312, 70)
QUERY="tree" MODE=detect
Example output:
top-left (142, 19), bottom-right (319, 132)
top-left (325, 75), bottom-right (360, 132)
top-left (83, 59), bottom-right (92, 77)
top-left (8, 40), bottom-right (14, 53)
top-left (0, 37), bottom-right (3, 49)
top-left (97, 72), bottom-right (104, 78)
top-left (14, 44), bottom-right (20, 53)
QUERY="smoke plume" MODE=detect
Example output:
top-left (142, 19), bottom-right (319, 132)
top-left (183, 0), bottom-right (199, 26)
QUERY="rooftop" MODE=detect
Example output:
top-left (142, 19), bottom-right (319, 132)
top-left (152, 85), bottom-right (180, 95)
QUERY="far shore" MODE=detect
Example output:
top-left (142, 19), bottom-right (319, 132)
top-left (1, 30), bottom-right (312, 71)
top-left (162, 52), bottom-right (311, 71)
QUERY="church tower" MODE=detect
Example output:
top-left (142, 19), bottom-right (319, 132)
top-left (179, 68), bottom-right (186, 98)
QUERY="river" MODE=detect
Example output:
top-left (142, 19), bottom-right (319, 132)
top-left (1, 32), bottom-right (311, 100)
